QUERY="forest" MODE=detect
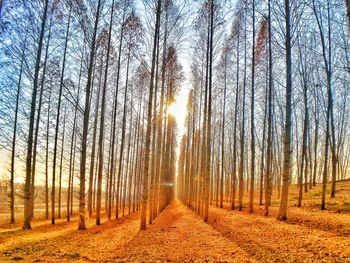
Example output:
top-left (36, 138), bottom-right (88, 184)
top-left (0, 0), bottom-right (350, 262)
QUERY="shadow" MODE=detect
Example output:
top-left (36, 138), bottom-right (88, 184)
top-left (219, 202), bottom-right (350, 237)
top-left (206, 209), bottom-right (280, 262)
top-left (0, 211), bottom-right (141, 262)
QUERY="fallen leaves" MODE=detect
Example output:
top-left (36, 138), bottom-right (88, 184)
top-left (0, 182), bottom-right (349, 262)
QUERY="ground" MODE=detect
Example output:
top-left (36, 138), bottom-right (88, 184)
top-left (0, 181), bottom-right (350, 262)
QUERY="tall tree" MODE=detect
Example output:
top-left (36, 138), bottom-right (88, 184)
top-left (78, 0), bottom-right (102, 230)
top-left (140, 0), bottom-right (161, 230)
top-left (248, 0), bottom-right (256, 213)
top-left (277, 0), bottom-right (293, 221)
top-left (23, 0), bottom-right (50, 230)
top-left (220, 46), bottom-right (228, 209)
top-left (264, 0), bottom-right (273, 216)
top-left (96, 0), bottom-right (116, 225)
top-left (51, 8), bottom-right (71, 225)
top-left (10, 31), bottom-right (27, 224)
top-left (313, 0), bottom-right (337, 206)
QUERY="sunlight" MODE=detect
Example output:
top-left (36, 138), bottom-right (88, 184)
top-left (167, 86), bottom-right (190, 188)
top-left (167, 103), bottom-right (178, 117)
top-left (167, 87), bottom-right (189, 136)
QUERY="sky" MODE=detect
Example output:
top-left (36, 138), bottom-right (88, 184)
top-left (169, 54), bottom-right (192, 179)
top-left (169, 79), bottom-right (190, 144)
top-left (0, 0), bottom-right (194, 184)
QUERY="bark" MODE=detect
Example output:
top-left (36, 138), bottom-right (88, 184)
top-left (154, 3), bottom-right (169, 217)
top-left (231, 33), bottom-right (240, 211)
top-left (10, 33), bottom-right (27, 224)
top-left (149, 33), bottom-right (160, 224)
top-left (220, 51), bottom-right (227, 209)
top-left (123, 105), bottom-right (133, 217)
top-left (249, 0), bottom-right (256, 214)
top-left (259, 58), bottom-right (268, 206)
top-left (96, 0), bottom-right (116, 225)
top-left (313, 0), bottom-right (336, 206)
top-left (204, 0), bottom-right (215, 222)
top-left (67, 43), bottom-right (84, 221)
top-left (297, 36), bottom-right (309, 207)
top-left (78, 0), bottom-right (102, 230)
top-left (133, 90), bottom-right (143, 212)
top-left (264, 0), bottom-right (273, 216)
top-left (129, 93), bottom-right (137, 214)
top-left (277, 0), bottom-right (292, 221)
top-left (45, 83), bottom-right (52, 220)
top-left (108, 0), bottom-right (127, 220)
top-left (116, 48), bottom-right (131, 220)
top-left (238, 10), bottom-right (247, 212)
top-left (51, 11), bottom-right (71, 225)
top-left (31, 15), bottom-right (53, 220)
top-left (23, 0), bottom-right (49, 230)
top-left (140, 0), bottom-right (161, 230)
top-left (58, 105), bottom-right (67, 219)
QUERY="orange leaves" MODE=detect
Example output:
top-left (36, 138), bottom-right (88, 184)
top-left (255, 15), bottom-right (268, 65)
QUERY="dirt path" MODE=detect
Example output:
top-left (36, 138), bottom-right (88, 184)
top-left (208, 204), bottom-right (350, 262)
top-left (116, 200), bottom-right (252, 262)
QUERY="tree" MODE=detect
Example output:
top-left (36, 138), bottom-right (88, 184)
top-left (229, 5), bottom-right (244, 210)
top-left (219, 45), bottom-right (228, 209)
top-left (10, 31), bottom-right (27, 224)
top-left (96, 0), bottom-right (116, 226)
top-left (140, 0), bottom-right (161, 230)
top-left (204, 0), bottom-right (214, 222)
top-left (23, 0), bottom-right (50, 230)
top-left (277, 0), bottom-right (293, 221)
top-left (238, 2), bottom-right (248, 212)
top-left (30, 9), bottom-right (54, 220)
top-left (264, 0), bottom-right (273, 216)
top-left (107, 0), bottom-right (128, 220)
top-left (78, 0), bottom-right (102, 230)
top-left (248, 0), bottom-right (256, 214)
top-left (312, 0), bottom-right (337, 208)
top-left (51, 7), bottom-right (71, 225)
top-left (297, 34), bottom-right (309, 207)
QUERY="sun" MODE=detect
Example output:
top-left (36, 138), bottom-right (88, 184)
top-left (167, 88), bottom-right (190, 132)
top-left (168, 103), bottom-right (178, 117)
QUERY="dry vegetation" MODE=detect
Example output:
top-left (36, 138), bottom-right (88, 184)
top-left (0, 181), bottom-right (349, 262)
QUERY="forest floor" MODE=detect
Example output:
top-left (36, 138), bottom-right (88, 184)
top-left (0, 181), bottom-right (349, 262)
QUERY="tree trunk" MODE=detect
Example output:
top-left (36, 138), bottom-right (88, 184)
top-left (140, 0), bottom-right (161, 230)
top-left (10, 33), bottom-right (27, 224)
top-left (51, 11), bottom-right (71, 225)
top-left (115, 48), bottom-right (131, 220)
top-left (58, 105), bottom-right (67, 219)
top-left (264, 0), bottom-right (273, 216)
top-left (259, 56), bottom-right (268, 206)
top-left (45, 82), bottom-right (52, 221)
top-left (107, 0), bottom-right (127, 220)
top-left (67, 42), bottom-right (84, 221)
top-left (149, 35), bottom-right (160, 224)
top-left (220, 51), bottom-right (227, 209)
top-left (95, 0), bottom-right (116, 225)
top-left (249, 0), bottom-right (256, 213)
top-left (31, 15), bottom-right (53, 220)
top-left (231, 33), bottom-right (240, 211)
top-left (23, 0), bottom-right (49, 230)
top-left (277, 0), bottom-right (292, 221)
top-left (238, 9), bottom-right (248, 212)
top-left (203, 0), bottom-right (214, 222)
top-left (78, 0), bottom-right (102, 230)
